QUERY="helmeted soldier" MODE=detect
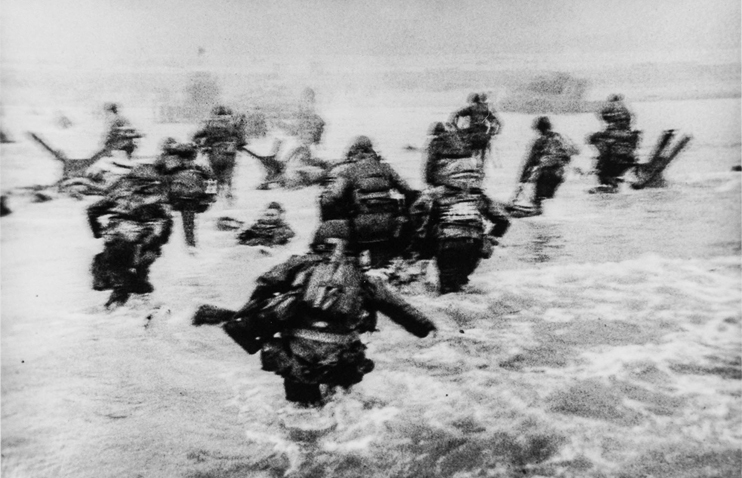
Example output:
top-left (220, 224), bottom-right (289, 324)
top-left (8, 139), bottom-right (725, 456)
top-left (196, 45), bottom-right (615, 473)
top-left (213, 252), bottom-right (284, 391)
top-left (103, 103), bottom-right (141, 159)
top-left (411, 172), bottom-right (510, 294)
top-left (219, 219), bottom-right (437, 407)
top-left (192, 105), bottom-right (246, 201)
top-left (320, 136), bottom-right (419, 267)
top-left (517, 116), bottom-right (579, 210)
top-left (296, 87), bottom-right (326, 147)
top-left (589, 97), bottom-right (642, 191)
top-left (237, 201), bottom-right (296, 247)
top-left (424, 121), bottom-right (478, 187)
top-left (450, 93), bottom-right (502, 160)
top-left (153, 138), bottom-right (216, 248)
top-left (599, 94), bottom-right (633, 130)
top-left (88, 164), bottom-right (173, 307)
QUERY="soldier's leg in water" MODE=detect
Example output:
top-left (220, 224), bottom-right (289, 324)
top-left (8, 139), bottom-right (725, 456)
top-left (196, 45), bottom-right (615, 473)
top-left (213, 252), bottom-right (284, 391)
top-left (105, 239), bottom-right (137, 306)
top-left (224, 153), bottom-right (236, 201)
top-left (181, 209), bottom-right (196, 247)
top-left (283, 378), bottom-right (323, 406)
top-left (436, 239), bottom-right (469, 293)
top-left (534, 169), bottom-right (563, 207)
top-left (92, 252), bottom-right (113, 291)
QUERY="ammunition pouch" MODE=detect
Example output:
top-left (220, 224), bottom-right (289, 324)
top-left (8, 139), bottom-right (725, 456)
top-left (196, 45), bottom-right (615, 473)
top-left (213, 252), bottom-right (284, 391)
top-left (260, 338), bottom-right (292, 373)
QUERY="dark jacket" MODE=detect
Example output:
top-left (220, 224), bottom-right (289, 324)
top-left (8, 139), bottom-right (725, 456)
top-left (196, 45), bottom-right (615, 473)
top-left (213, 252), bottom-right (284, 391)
top-left (411, 185), bottom-right (510, 256)
top-left (519, 131), bottom-right (578, 183)
top-left (320, 151), bottom-right (418, 221)
top-left (192, 115), bottom-right (246, 150)
top-left (87, 179), bottom-right (172, 243)
top-left (588, 128), bottom-right (641, 167)
top-left (236, 252), bottom-right (435, 339)
top-left (451, 103), bottom-right (500, 134)
top-left (237, 219), bottom-right (295, 246)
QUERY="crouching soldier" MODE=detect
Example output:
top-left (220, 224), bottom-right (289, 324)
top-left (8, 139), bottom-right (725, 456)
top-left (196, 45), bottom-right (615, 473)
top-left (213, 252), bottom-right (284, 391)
top-left (411, 171), bottom-right (510, 294)
top-left (213, 220), bottom-right (436, 407)
top-left (88, 164), bottom-right (173, 307)
top-left (237, 201), bottom-right (295, 247)
top-left (154, 138), bottom-right (217, 248)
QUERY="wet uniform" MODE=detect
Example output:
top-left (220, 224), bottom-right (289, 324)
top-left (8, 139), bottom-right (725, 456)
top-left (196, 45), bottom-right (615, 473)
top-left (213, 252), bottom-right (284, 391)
top-left (320, 149), bottom-right (418, 267)
top-left (451, 102), bottom-right (501, 155)
top-left (192, 112), bottom-right (246, 199)
top-left (153, 142), bottom-right (215, 247)
top-left (224, 221), bottom-right (436, 405)
top-left (104, 114), bottom-right (140, 158)
top-left (237, 218), bottom-right (295, 247)
top-left (87, 169), bottom-right (172, 306)
top-left (412, 185), bottom-right (510, 294)
top-left (519, 131), bottom-right (579, 206)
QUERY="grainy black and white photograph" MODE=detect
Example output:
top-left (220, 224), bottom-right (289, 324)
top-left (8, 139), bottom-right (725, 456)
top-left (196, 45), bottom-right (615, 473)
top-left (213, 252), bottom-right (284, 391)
top-left (1, 0), bottom-right (740, 476)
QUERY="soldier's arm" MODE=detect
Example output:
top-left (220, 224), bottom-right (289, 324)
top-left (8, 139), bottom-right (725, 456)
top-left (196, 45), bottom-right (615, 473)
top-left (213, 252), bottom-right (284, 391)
top-left (364, 276), bottom-right (437, 337)
top-left (480, 195), bottom-right (511, 238)
top-left (489, 108), bottom-right (503, 134)
top-left (273, 225), bottom-right (295, 245)
top-left (408, 190), bottom-right (437, 254)
top-left (236, 255), bottom-right (315, 317)
top-left (86, 198), bottom-right (115, 238)
top-left (319, 172), bottom-right (351, 220)
top-left (449, 106), bottom-right (469, 125)
top-left (385, 164), bottom-right (419, 204)
top-left (158, 208), bottom-right (174, 244)
top-left (424, 142), bottom-right (440, 185)
top-left (519, 140), bottom-right (542, 182)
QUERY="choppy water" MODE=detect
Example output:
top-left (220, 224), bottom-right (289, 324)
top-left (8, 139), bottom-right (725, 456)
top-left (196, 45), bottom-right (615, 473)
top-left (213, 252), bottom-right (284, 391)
top-left (1, 95), bottom-right (740, 477)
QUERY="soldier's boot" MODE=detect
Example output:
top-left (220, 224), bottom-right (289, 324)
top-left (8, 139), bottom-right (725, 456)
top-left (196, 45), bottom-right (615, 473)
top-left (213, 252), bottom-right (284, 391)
top-left (106, 288), bottom-right (131, 308)
top-left (283, 379), bottom-right (323, 407)
top-left (130, 267), bottom-right (154, 294)
top-left (91, 253), bottom-right (113, 291)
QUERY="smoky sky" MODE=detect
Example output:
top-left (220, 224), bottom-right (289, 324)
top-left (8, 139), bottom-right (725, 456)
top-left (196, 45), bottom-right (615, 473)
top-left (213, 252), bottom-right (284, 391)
top-left (1, 0), bottom-right (740, 65)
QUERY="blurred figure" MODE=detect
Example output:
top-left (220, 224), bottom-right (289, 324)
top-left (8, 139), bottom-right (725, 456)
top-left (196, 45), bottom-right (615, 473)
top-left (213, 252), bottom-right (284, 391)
top-left (154, 139), bottom-right (217, 248)
top-left (296, 87), bottom-right (326, 147)
top-left (1, 195), bottom-right (10, 217)
top-left (193, 105), bottom-right (247, 202)
top-left (103, 103), bottom-right (141, 159)
top-left (479, 92), bottom-right (503, 163)
top-left (88, 165), bottom-right (173, 307)
top-left (237, 201), bottom-right (295, 247)
top-left (411, 177), bottom-right (510, 294)
top-left (424, 121), bottom-right (476, 187)
top-left (320, 136), bottom-right (419, 268)
top-left (588, 95), bottom-right (642, 191)
top-left (450, 93), bottom-right (502, 161)
top-left (599, 94), bottom-right (633, 130)
top-left (516, 116), bottom-right (579, 211)
top-left (218, 220), bottom-right (436, 407)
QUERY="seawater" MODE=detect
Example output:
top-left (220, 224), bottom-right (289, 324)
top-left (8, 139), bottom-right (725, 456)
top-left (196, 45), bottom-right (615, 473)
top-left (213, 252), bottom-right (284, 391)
top-left (1, 96), bottom-right (740, 477)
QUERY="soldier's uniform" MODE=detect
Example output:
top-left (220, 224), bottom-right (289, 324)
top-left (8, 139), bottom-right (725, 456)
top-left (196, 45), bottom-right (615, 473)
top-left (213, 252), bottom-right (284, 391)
top-left (450, 93), bottom-right (501, 158)
top-left (192, 106), bottom-right (246, 200)
top-left (588, 128), bottom-right (642, 190)
top-left (519, 117), bottom-right (579, 207)
top-left (320, 136), bottom-right (419, 268)
top-left (600, 95), bottom-right (633, 130)
top-left (87, 165), bottom-right (173, 307)
top-left (237, 206), bottom-right (295, 247)
top-left (154, 140), bottom-right (216, 247)
top-left (411, 186), bottom-right (510, 294)
top-left (223, 220), bottom-right (436, 406)
top-left (103, 103), bottom-right (141, 159)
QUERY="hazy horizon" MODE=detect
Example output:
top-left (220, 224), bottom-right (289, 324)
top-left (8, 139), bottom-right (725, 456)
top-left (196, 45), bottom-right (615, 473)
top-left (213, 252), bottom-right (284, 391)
top-left (2, 0), bottom-right (740, 69)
